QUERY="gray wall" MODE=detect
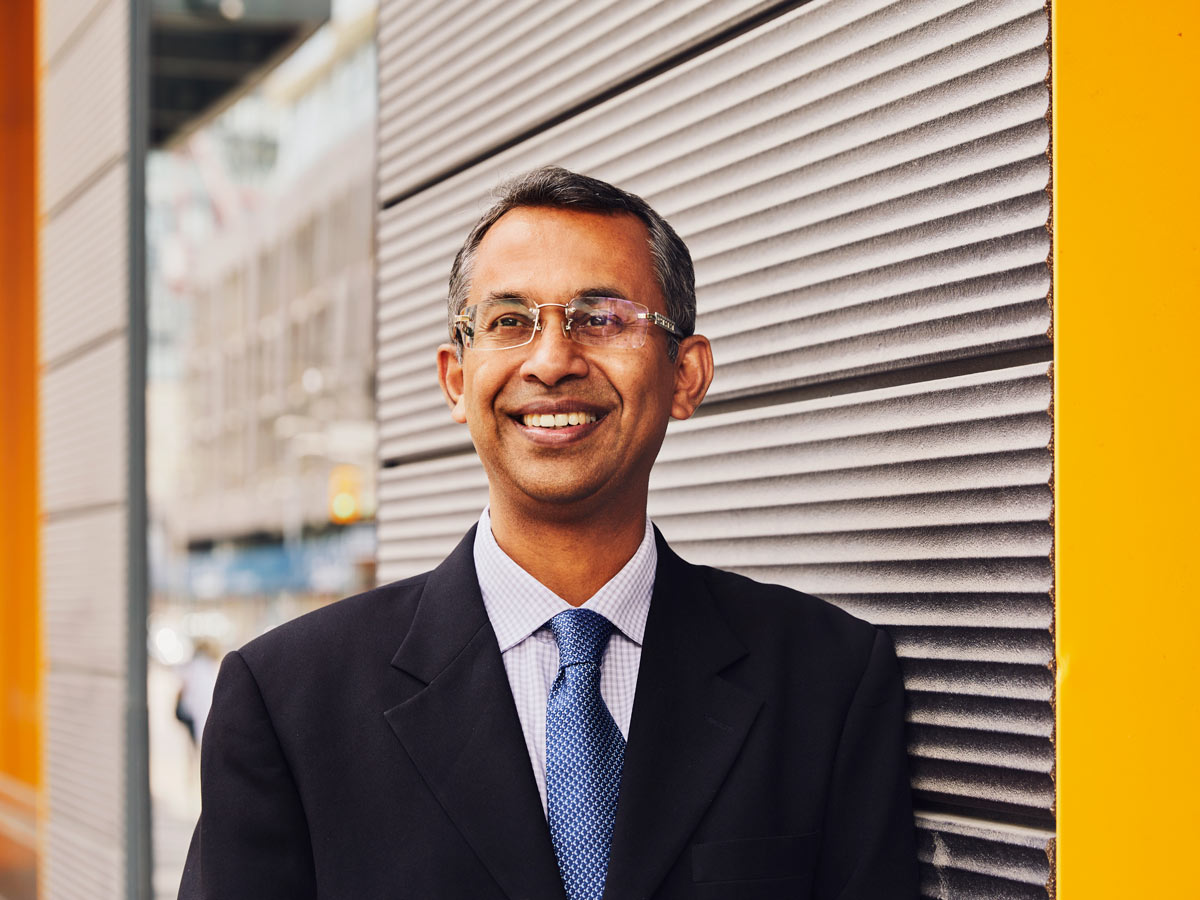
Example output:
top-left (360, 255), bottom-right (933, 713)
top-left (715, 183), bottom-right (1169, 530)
top-left (39, 0), bottom-right (149, 896)
top-left (374, 1), bottom-right (1054, 896)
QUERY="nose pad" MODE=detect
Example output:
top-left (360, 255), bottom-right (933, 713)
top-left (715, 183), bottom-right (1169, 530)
top-left (530, 307), bottom-right (573, 347)
top-left (521, 306), bottom-right (588, 383)
top-left (531, 318), bottom-right (570, 339)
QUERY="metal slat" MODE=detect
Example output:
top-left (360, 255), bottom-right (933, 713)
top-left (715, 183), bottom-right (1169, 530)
top-left (41, 0), bottom-right (110, 67)
top-left (43, 670), bottom-right (126, 852)
top-left (377, 0), bottom-right (794, 199)
top-left (42, 818), bottom-right (124, 900)
top-left (908, 691), bottom-right (1050, 736)
top-left (374, 0), bottom-right (1049, 462)
top-left (656, 364), bottom-right (1050, 462)
top-left (375, 0), bottom-right (1047, 201)
top-left (915, 813), bottom-right (1053, 899)
top-left (378, 0), bottom-right (581, 129)
top-left (909, 723), bottom-right (1051, 769)
top-left (828, 591), bottom-right (1048, 628)
top-left (374, 0), bottom-right (1047, 255)
top-left (40, 0), bottom-right (128, 214)
top-left (377, 364), bottom-right (1051, 557)
top-left (373, 89), bottom-right (1049, 332)
top-left (40, 162), bottom-right (128, 366)
top-left (38, 5), bottom-right (135, 895)
top-left (41, 508), bottom-right (128, 676)
top-left (661, 524), bottom-right (1048, 564)
top-left (375, 0), bottom-right (1047, 250)
top-left (618, 19), bottom-right (1050, 209)
top-left (40, 338), bottom-right (129, 515)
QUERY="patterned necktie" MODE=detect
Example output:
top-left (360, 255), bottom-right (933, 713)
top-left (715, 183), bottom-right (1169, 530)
top-left (546, 608), bottom-right (625, 900)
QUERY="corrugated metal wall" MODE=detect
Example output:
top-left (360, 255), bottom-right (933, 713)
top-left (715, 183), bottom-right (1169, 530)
top-left (38, 0), bottom-right (148, 896)
top-left (374, 0), bottom-right (1054, 896)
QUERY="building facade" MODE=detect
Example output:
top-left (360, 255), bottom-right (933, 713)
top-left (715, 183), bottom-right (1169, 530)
top-left (169, 124), bottom-right (376, 577)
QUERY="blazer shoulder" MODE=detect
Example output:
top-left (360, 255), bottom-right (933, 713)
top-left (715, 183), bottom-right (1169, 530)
top-left (680, 561), bottom-right (904, 717)
top-left (237, 570), bottom-right (431, 667)
top-left (690, 562), bottom-right (885, 661)
top-left (700, 563), bottom-right (874, 627)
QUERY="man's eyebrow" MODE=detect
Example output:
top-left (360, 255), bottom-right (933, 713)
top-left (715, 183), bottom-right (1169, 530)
top-left (482, 290), bottom-right (533, 304)
top-left (480, 287), bottom-right (633, 303)
top-left (574, 286), bottom-right (630, 300)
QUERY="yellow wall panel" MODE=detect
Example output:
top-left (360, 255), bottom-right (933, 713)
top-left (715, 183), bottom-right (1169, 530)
top-left (1055, 0), bottom-right (1199, 895)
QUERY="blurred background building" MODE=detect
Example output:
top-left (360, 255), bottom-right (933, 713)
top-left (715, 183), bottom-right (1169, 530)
top-left (143, 4), bottom-right (377, 893)
top-left (1, 1), bottom-right (1196, 899)
top-left (148, 1), bottom-right (377, 651)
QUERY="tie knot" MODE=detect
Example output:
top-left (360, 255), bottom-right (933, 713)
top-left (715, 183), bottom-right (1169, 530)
top-left (549, 608), bottom-right (614, 668)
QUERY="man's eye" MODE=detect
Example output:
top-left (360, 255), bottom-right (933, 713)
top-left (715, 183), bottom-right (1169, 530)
top-left (489, 314), bottom-right (532, 329)
top-left (573, 310), bottom-right (626, 333)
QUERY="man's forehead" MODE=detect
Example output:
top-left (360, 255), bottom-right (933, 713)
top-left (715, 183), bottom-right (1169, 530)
top-left (479, 205), bottom-right (650, 246)
top-left (469, 206), bottom-right (660, 303)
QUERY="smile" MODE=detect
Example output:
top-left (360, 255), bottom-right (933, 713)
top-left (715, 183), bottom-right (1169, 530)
top-left (521, 412), bottom-right (600, 428)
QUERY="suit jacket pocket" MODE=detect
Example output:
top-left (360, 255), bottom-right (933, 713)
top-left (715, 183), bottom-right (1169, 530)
top-left (691, 832), bottom-right (819, 893)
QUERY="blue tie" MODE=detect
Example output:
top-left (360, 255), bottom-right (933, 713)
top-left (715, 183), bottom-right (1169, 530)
top-left (546, 608), bottom-right (625, 900)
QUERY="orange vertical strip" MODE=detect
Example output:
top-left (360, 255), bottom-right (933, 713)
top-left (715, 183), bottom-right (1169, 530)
top-left (1055, 1), bottom-right (1200, 896)
top-left (0, 0), bottom-right (41, 798)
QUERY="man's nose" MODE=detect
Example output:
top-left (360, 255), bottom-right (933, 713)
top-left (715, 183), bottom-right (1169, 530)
top-left (518, 309), bottom-right (588, 386)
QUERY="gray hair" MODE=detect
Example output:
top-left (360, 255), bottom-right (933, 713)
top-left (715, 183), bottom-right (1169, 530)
top-left (447, 166), bottom-right (695, 360)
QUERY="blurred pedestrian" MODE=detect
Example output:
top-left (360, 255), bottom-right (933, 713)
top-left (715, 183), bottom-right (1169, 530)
top-left (175, 639), bottom-right (220, 746)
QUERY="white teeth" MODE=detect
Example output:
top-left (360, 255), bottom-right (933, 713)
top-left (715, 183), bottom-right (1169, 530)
top-left (522, 412), bottom-right (598, 428)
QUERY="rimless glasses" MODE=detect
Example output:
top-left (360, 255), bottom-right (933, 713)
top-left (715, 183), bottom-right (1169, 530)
top-left (453, 296), bottom-right (682, 351)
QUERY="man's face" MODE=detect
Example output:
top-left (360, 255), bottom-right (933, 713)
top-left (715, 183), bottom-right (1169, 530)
top-left (437, 206), bottom-right (710, 518)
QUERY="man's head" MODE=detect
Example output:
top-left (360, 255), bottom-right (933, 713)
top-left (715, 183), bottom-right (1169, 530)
top-left (447, 166), bottom-right (696, 362)
top-left (436, 168), bottom-right (713, 524)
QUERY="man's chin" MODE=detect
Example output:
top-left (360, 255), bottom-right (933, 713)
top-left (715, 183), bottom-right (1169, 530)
top-left (515, 481), bottom-right (605, 508)
top-left (498, 469), bottom-right (621, 514)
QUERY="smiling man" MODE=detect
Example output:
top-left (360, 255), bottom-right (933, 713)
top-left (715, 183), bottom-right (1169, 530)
top-left (180, 167), bottom-right (918, 900)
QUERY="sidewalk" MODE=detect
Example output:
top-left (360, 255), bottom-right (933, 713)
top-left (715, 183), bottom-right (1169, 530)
top-left (153, 803), bottom-right (195, 900)
top-left (149, 661), bottom-right (201, 900)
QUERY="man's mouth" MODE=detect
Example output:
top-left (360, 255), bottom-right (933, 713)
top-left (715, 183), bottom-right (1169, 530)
top-left (520, 412), bottom-right (600, 428)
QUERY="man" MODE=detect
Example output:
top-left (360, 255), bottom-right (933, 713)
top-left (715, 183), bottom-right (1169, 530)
top-left (180, 167), bottom-right (918, 899)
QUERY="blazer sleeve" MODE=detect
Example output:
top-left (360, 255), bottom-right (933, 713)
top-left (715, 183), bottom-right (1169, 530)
top-left (813, 627), bottom-right (919, 900)
top-left (178, 650), bottom-right (318, 900)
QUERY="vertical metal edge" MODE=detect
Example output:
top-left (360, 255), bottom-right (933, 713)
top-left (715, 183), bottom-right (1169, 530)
top-left (126, 0), bottom-right (153, 896)
top-left (371, 8), bottom-right (384, 588)
top-left (1044, 1), bottom-right (1057, 898)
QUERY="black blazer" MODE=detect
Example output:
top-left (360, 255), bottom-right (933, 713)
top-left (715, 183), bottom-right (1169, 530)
top-left (180, 527), bottom-right (918, 899)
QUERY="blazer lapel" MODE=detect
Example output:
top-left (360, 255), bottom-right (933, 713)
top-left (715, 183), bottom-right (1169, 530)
top-left (384, 528), bottom-right (566, 900)
top-left (603, 532), bottom-right (763, 900)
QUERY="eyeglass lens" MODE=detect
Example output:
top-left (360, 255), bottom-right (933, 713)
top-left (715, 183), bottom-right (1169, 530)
top-left (460, 297), bottom-right (651, 350)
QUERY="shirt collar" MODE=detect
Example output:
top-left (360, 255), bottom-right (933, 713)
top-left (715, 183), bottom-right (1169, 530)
top-left (473, 506), bottom-right (656, 653)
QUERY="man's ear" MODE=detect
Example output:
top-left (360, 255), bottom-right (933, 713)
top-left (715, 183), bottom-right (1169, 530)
top-left (670, 334), bottom-right (714, 421)
top-left (436, 343), bottom-right (468, 424)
